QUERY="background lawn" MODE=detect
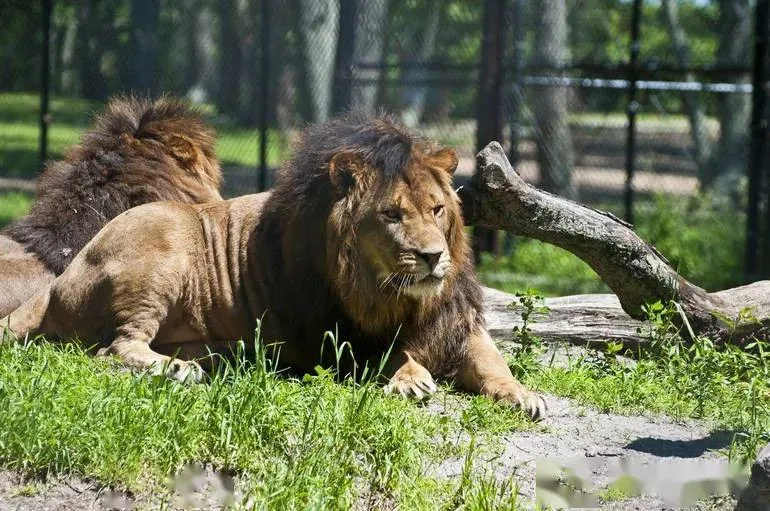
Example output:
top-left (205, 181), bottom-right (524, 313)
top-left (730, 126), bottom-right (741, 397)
top-left (0, 93), bottom-right (290, 180)
top-left (0, 191), bottom-right (32, 229)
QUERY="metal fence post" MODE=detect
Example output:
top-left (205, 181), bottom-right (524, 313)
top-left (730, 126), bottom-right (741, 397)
top-left (473, 0), bottom-right (506, 261)
top-left (39, 0), bottom-right (52, 171)
top-left (258, 0), bottom-right (270, 191)
top-left (624, 0), bottom-right (643, 224)
top-left (747, 0), bottom-right (770, 279)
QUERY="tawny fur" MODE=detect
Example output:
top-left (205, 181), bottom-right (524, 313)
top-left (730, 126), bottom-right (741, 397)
top-left (1, 115), bottom-right (545, 419)
top-left (0, 96), bottom-right (223, 316)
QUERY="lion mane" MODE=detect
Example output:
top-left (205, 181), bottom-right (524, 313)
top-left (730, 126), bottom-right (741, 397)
top-left (254, 114), bottom-right (484, 377)
top-left (1, 113), bottom-right (545, 418)
top-left (0, 96), bottom-right (222, 315)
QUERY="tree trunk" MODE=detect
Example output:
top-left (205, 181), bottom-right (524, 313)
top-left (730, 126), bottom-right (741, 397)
top-left (74, 0), bottom-right (106, 100)
top-left (660, 0), bottom-right (751, 191)
top-left (128, 0), bottom-right (160, 94)
top-left (51, 11), bottom-right (69, 96)
top-left (297, 0), bottom-right (339, 122)
top-left (483, 287), bottom-right (649, 346)
top-left (461, 142), bottom-right (770, 340)
top-left (532, 0), bottom-right (575, 199)
top-left (217, 0), bottom-right (243, 117)
top-left (660, 0), bottom-right (713, 178)
top-left (400, 0), bottom-right (440, 127)
top-left (240, 0), bottom-right (261, 125)
top-left (192, 4), bottom-right (218, 102)
top-left (350, 0), bottom-right (389, 115)
top-left (711, 0), bottom-right (751, 190)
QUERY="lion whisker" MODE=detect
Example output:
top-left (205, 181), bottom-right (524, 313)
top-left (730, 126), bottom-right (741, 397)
top-left (379, 272), bottom-right (397, 290)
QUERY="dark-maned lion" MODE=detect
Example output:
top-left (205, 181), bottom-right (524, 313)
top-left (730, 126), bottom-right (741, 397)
top-left (1, 115), bottom-right (546, 419)
top-left (0, 97), bottom-right (223, 317)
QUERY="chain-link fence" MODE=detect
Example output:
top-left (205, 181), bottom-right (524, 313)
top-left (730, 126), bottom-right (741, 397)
top-left (1, 0), bottom-right (769, 289)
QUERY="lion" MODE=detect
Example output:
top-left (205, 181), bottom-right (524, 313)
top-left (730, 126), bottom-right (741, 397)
top-left (0, 96), bottom-right (223, 317)
top-left (1, 115), bottom-right (546, 419)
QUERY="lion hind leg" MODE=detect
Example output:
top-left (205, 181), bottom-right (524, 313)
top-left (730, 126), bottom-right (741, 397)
top-left (98, 321), bottom-right (204, 384)
top-left (455, 328), bottom-right (547, 420)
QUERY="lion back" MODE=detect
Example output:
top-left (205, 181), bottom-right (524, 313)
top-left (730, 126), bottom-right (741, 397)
top-left (3, 96), bottom-right (223, 275)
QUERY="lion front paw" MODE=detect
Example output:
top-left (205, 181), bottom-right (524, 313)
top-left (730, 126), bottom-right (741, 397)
top-left (384, 361), bottom-right (437, 400)
top-left (491, 384), bottom-right (547, 421)
top-left (139, 358), bottom-right (205, 384)
top-left (161, 359), bottom-right (205, 384)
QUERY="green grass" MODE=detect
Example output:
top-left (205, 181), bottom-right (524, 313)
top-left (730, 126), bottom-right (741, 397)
top-left (477, 240), bottom-right (609, 296)
top-left (2, 296), bottom-right (764, 506)
top-left (508, 296), bottom-right (770, 464)
top-left (0, 332), bottom-right (531, 509)
top-left (0, 191), bottom-right (32, 228)
top-left (0, 92), bottom-right (289, 180)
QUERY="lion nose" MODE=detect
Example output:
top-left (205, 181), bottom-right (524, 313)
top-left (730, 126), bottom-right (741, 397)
top-left (418, 250), bottom-right (442, 269)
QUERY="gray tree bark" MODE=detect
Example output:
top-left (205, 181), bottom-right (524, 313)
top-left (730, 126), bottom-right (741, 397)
top-left (660, 0), bottom-right (713, 176)
top-left (240, 0), bottom-right (261, 125)
top-left (217, 0), bottom-right (243, 116)
top-left (483, 287), bottom-right (649, 346)
top-left (462, 142), bottom-right (770, 340)
top-left (191, 3), bottom-right (218, 103)
top-left (298, 0), bottom-right (339, 122)
top-left (660, 0), bottom-right (751, 191)
top-left (129, 0), bottom-right (160, 94)
top-left (401, 0), bottom-right (440, 127)
top-left (711, 0), bottom-right (751, 190)
top-left (73, 0), bottom-right (106, 100)
top-left (350, 0), bottom-right (389, 115)
top-left (532, 0), bottom-right (575, 199)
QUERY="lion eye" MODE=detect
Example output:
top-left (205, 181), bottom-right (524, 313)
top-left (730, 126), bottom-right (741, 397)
top-left (380, 208), bottom-right (401, 223)
top-left (433, 205), bottom-right (445, 217)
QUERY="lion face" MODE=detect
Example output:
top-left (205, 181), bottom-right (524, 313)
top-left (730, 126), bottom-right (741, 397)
top-left (328, 147), bottom-right (462, 301)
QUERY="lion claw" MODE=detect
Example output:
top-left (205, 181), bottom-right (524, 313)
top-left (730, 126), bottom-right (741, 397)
top-left (384, 371), bottom-right (437, 400)
top-left (149, 359), bottom-right (205, 384)
top-left (487, 382), bottom-right (547, 420)
top-left (504, 389), bottom-right (548, 421)
top-left (165, 359), bottom-right (205, 384)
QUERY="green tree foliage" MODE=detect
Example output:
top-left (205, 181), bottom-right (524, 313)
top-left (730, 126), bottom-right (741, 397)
top-left (0, 0), bottom-right (732, 121)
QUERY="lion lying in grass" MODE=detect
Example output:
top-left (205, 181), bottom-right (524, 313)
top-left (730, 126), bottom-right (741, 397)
top-left (1, 115), bottom-right (546, 419)
top-left (0, 97), bottom-right (222, 317)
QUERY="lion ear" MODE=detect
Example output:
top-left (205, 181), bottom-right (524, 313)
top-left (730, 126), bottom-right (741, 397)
top-left (167, 134), bottom-right (202, 175)
top-left (328, 152), bottom-right (365, 192)
top-left (429, 147), bottom-right (459, 175)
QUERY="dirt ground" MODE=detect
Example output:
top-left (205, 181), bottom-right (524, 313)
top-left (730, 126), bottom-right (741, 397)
top-left (0, 389), bottom-right (744, 510)
top-left (429, 393), bottom-right (743, 510)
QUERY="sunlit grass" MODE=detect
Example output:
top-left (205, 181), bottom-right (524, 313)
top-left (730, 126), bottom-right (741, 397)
top-left (0, 92), bottom-right (288, 180)
top-left (0, 191), bottom-right (32, 228)
top-left (507, 295), bottom-right (770, 464)
top-left (0, 331), bottom-right (532, 509)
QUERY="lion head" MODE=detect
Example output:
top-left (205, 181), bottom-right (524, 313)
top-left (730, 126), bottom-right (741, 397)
top-left (271, 115), bottom-right (473, 339)
top-left (327, 145), bottom-right (465, 301)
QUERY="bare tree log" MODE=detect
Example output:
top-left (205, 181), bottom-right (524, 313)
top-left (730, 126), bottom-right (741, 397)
top-left (462, 142), bottom-right (770, 339)
top-left (483, 287), bottom-right (649, 346)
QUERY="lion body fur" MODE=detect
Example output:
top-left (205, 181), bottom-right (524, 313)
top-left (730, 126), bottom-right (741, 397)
top-left (2, 115), bottom-right (545, 417)
top-left (0, 96), bottom-right (223, 316)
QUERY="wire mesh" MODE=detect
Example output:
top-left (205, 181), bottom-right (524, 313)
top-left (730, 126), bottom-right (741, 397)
top-left (0, 0), bottom-right (766, 287)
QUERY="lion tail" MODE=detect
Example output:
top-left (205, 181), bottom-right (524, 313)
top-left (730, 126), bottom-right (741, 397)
top-left (0, 285), bottom-right (51, 343)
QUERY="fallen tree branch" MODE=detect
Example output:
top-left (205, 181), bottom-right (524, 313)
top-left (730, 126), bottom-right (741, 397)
top-left (463, 142), bottom-right (770, 338)
top-left (482, 287), bottom-right (649, 346)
